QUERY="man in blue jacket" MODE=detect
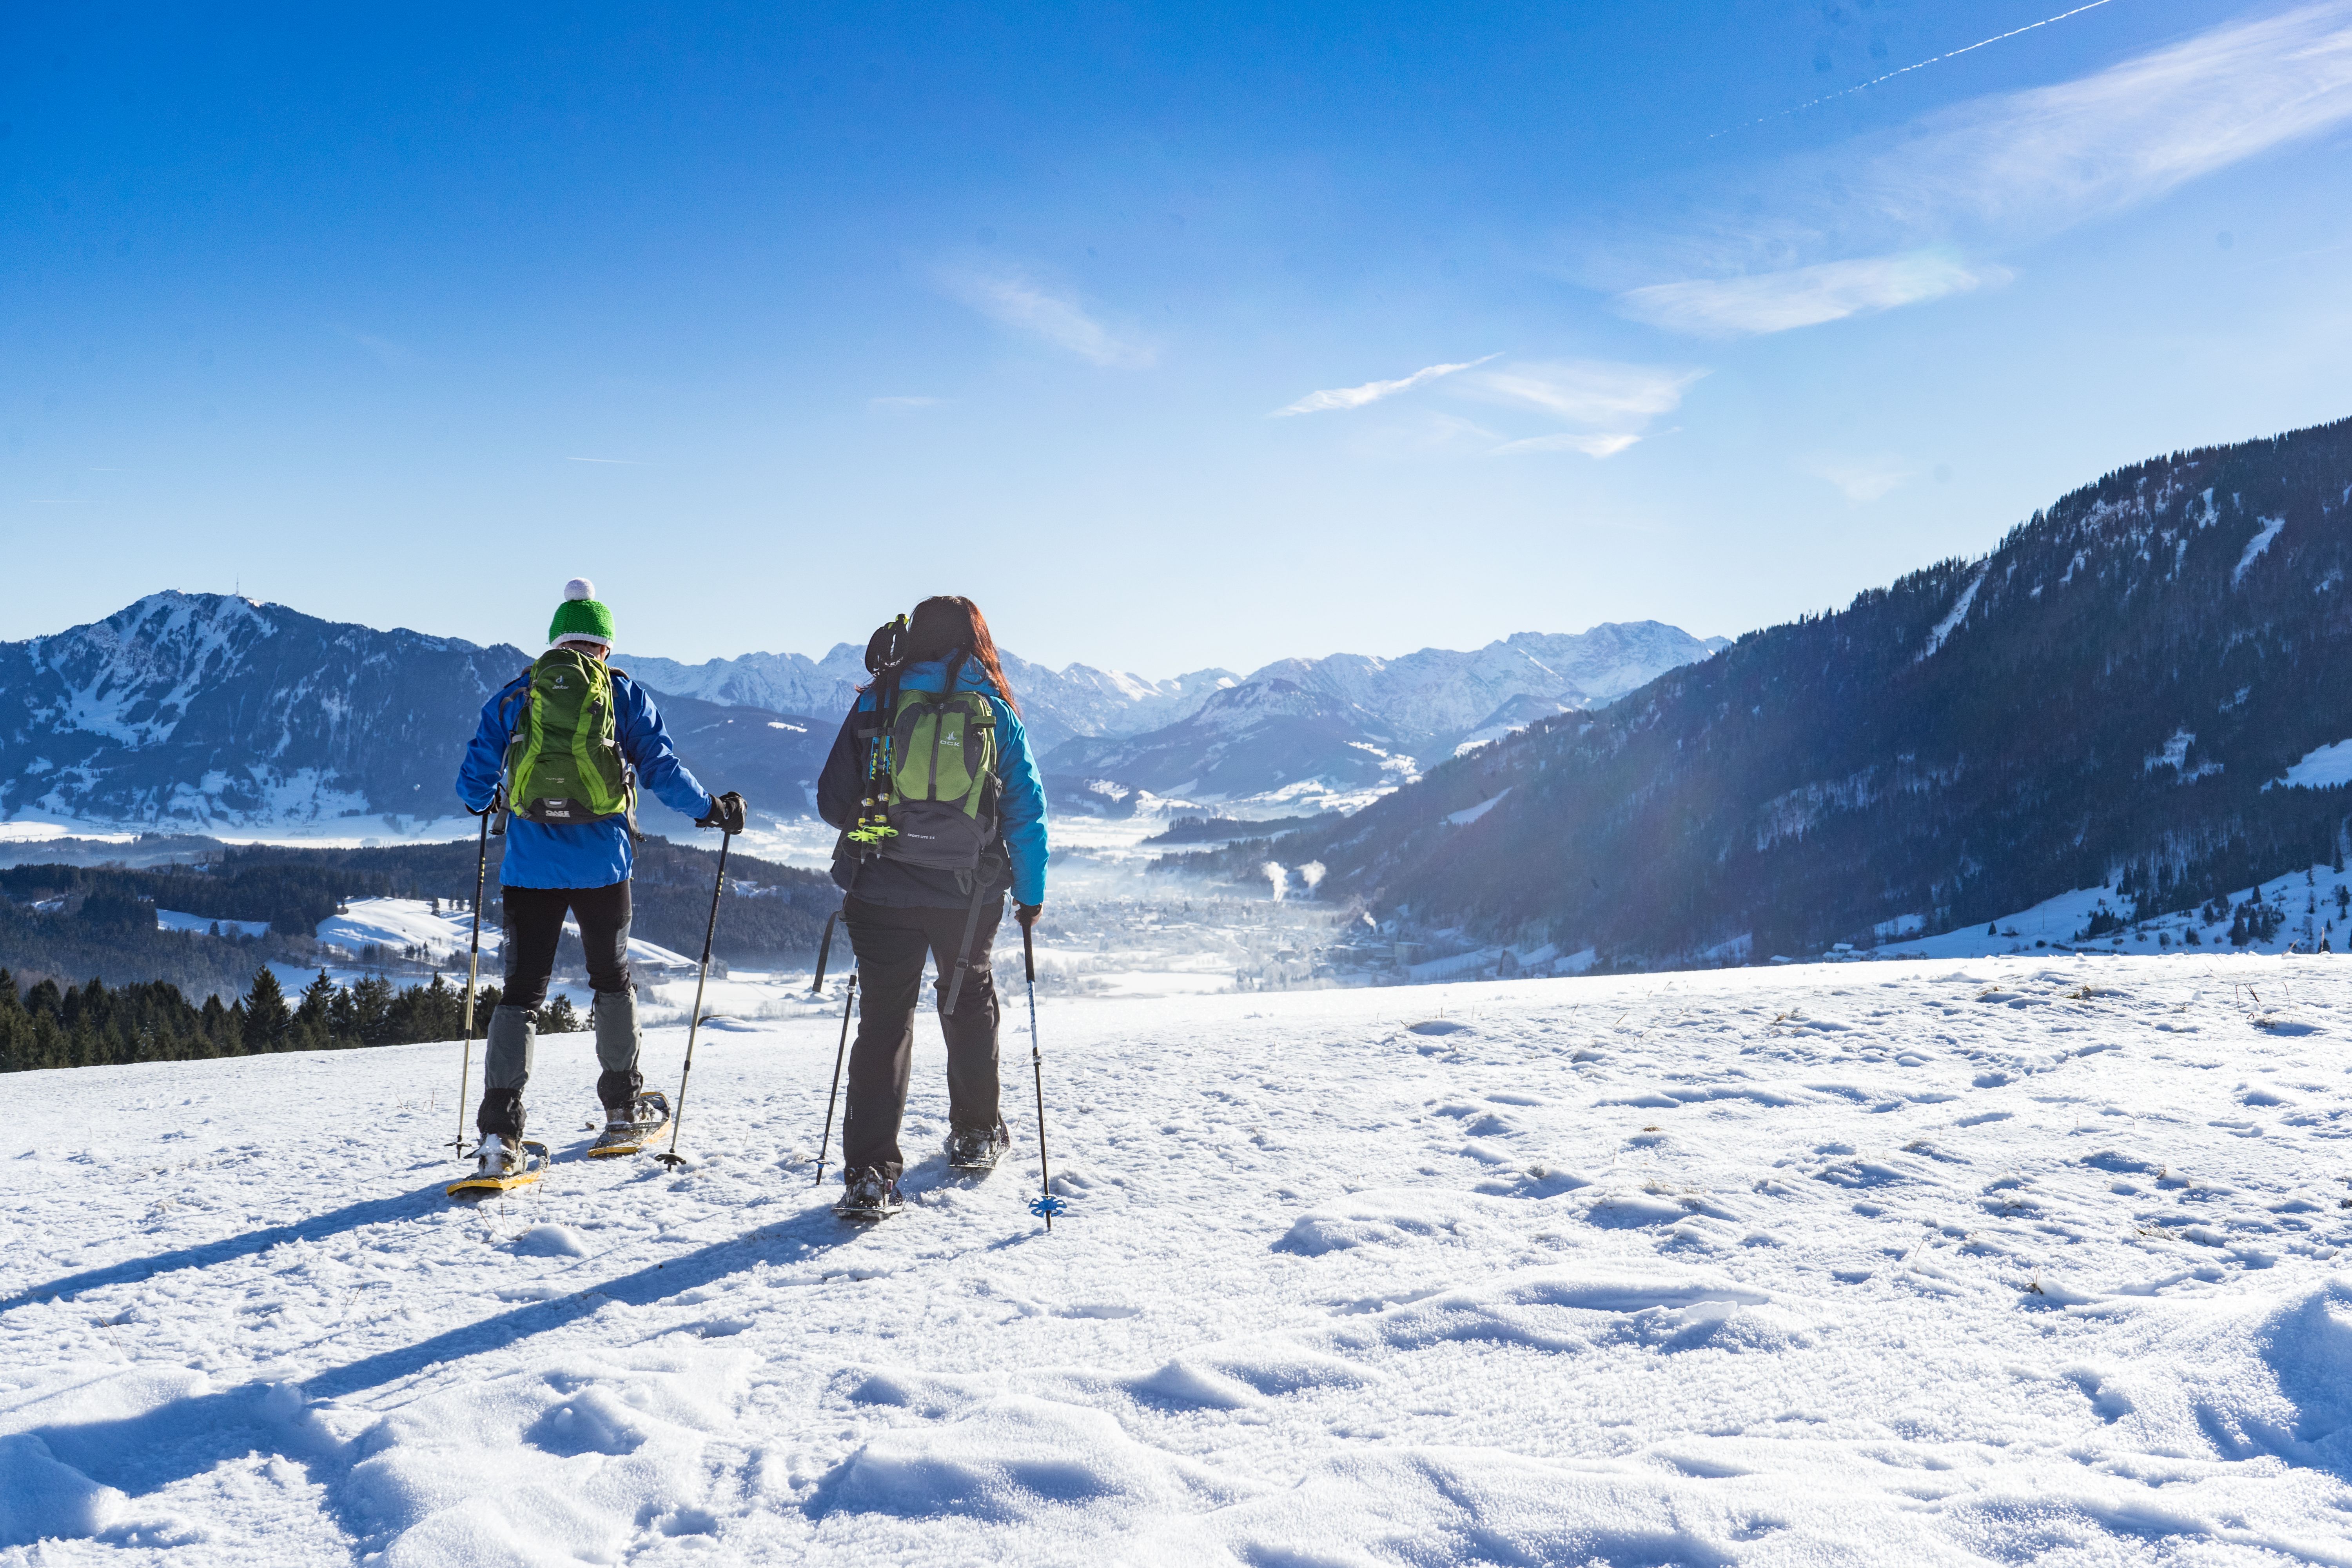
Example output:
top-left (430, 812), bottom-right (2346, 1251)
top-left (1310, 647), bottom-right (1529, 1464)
top-left (816, 596), bottom-right (1047, 1217)
top-left (455, 579), bottom-right (744, 1173)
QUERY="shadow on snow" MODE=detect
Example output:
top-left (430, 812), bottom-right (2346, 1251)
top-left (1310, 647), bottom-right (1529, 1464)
top-left (20, 1192), bottom-right (864, 1547)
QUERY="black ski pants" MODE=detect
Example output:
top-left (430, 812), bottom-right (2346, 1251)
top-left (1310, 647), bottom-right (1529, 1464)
top-left (478, 881), bottom-right (639, 1136)
top-left (500, 882), bottom-right (632, 1007)
top-left (840, 894), bottom-right (1003, 1180)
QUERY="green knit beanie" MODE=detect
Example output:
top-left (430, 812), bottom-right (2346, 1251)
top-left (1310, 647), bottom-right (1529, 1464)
top-left (548, 577), bottom-right (616, 646)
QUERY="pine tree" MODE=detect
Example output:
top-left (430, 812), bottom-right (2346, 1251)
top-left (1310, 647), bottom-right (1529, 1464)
top-left (298, 969), bottom-right (337, 1047)
top-left (328, 980), bottom-right (360, 1043)
top-left (243, 967), bottom-right (291, 1050)
top-left (540, 995), bottom-right (583, 1033)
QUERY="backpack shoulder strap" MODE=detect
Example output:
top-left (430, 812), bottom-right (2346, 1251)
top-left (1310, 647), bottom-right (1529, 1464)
top-left (499, 670), bottom-right (533, 728)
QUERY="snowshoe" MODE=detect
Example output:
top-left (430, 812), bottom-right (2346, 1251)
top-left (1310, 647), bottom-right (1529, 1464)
top-left (945, 1121), bottom-right (1010, 1172)
top-left (835, 1167), bottom-right (904, 1223)
top-left (446, 1134), bottom-right (552, 1200)
top-left (587, 1090), bottom-right (671, 1159)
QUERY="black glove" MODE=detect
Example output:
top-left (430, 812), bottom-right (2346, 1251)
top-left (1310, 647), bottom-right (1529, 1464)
top-left (696, 790), bottom-right (747, 835)
top-left (1015, 902), bottom-right (1042, 931)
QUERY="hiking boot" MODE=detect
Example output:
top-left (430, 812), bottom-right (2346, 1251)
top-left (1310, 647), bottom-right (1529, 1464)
top-left (835, 1167), bottom-right (904, 1221)
top-left (475, 1133), bottom-right (521, 1178)
top-left (945, 1121), bottom-right (1009, 1171)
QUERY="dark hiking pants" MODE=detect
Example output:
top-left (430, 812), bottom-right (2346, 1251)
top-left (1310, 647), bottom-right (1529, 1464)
top-left (840, 893), bottom-right (1004, 1180)
top-left (477, 881), bottom-right (640, 1137)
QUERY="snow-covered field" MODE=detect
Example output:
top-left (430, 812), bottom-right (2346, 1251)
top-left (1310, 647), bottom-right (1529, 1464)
top-left (5, 955), bottom-right (2350, 1564)
top-left (312, 899), bottom-right (699, 979)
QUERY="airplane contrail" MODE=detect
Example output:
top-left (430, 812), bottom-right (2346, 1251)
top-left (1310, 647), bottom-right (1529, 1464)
top-left (1709, 0), bottom-right (2123, 140)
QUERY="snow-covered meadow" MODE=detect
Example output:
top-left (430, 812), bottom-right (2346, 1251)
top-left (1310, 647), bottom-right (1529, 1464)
top-left (4, 954), bottom-right (2350, 1564)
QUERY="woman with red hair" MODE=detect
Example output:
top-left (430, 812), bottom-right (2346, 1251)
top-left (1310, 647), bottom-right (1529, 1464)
top-left (815, 595), bottom-right (1050, 1219)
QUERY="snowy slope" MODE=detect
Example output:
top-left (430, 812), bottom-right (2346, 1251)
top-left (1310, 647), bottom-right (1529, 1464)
top-left (315, 898), bottom-right (701, 976)
top-left (5, 958), bottom-right (2348, 1563)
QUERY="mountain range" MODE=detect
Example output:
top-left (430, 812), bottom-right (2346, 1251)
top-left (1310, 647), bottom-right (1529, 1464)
top-left (1042, 623), bottom-right (1726, 815)
top-left (0, 595), bottom-right (1720, 837)
top-left (13, 411), bottom-right (2345, 976)
top-left (0, 595), bottom-right (837, 839)
top-left (624, 646), bottom-right (1234, 757)
top-left (1243, 414), bottom-right (2352, 967)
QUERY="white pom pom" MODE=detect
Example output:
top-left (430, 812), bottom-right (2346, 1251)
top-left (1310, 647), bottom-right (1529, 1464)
top-left (564, 577), bottom-right (595, 601)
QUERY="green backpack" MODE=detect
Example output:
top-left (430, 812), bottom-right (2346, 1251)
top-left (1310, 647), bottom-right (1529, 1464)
top-left (846, 657), bottom-right (1001, 871)
top-left (502, 647), bottom-right (637, 829)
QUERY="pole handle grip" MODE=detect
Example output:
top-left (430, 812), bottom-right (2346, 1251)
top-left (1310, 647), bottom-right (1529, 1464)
top-left (1023, 921), bottom-right (1035, 984)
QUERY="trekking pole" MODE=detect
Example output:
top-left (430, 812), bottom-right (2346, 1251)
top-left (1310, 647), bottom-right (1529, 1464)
top-left (812, 970), bottom-right (857, 1186)
top-left (656, 832), bottom-right (731, 1169)
top-left (1023, 919), bottom-right (1065, 1228)
top-left (810, 910), bottom-right (839, 995)
top-left (451, 799), bottom-right (494, 1156)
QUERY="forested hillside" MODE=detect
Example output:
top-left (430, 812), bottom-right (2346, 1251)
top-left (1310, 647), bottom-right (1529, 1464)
top-left (1262, 416), bottom-right (2352, 967)
top-left (0, 836), bottom-right (834, 997)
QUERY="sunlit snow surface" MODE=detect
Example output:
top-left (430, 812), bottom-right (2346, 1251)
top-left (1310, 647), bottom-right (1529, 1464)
top-left (5, 958), bottom-right (2351, 1563)
top-left (2279, 740), bottom-right (2352, 791)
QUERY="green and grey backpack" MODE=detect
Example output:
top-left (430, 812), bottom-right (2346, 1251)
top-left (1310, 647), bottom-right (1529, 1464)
top-left (845, 649), bottom-right (1001, 871)
top-left (501, 647), bottom-right (638, 830)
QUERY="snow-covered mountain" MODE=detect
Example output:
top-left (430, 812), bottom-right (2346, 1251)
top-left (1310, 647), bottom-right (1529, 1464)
top-left (1047, 623), bottom-right (1729, 815)
top-left (0, 592), bottom-right (831, 836)
top-left (1045, 679), bottom-right (1421, 816)
top-left (625, 646), bottom-right (1237, 757)
top-left (1268, 413), bottom-right (2352, 965)
top-left (1241, 623), bottom-right (1729, 744)
top-left (0, 595), bottom-right (1721, 835)
top-left (617, 646), bottom-right (866, 722)
top-left (0, 593), bottom-right (525, 831)
top-left (627, 623), bottom-right (1724, 765)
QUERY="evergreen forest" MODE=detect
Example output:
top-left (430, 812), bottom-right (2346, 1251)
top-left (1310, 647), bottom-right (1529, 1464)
top-left (0, 964), bottom-right (587, 1075)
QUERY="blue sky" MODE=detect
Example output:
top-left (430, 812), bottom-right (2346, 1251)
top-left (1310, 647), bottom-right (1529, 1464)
top-left (5, 1), bottom-right (2350, 674)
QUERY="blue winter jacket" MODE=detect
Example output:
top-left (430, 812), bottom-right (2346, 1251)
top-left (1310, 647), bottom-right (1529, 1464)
top-left (455, 664), bottom-right (717, 889)
top-left (817, 660), bottom-right (1049, 907)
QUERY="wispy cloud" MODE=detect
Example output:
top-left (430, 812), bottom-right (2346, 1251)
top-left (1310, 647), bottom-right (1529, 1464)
top-left (936, 265), bottom-right (1154, 368)
top-left (1272, 354), bottom-right (1497, 416)
top-left (1906, 2), bottom-right (2352, 230)
top-left (1808, 457), bottom-right (1916, 501)
top-left (331, 324), bottom-right (412, 367)
top-left (1619, 251), bottom-right (2005, 336)
top-left (869, 395), bottom-right (946, 413)
top-left (1492, 432), bottom-right (1643, 459)
top-left (1463, 360), bottom-right (1704, 426)
top-left (1448, 359), bottom-right (1702, 459)
top-left (1614, 2), bottom-right (2352, 335)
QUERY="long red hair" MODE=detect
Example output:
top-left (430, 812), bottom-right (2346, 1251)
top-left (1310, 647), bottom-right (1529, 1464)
top-left (904, 595), bottom-right (1020, 716)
